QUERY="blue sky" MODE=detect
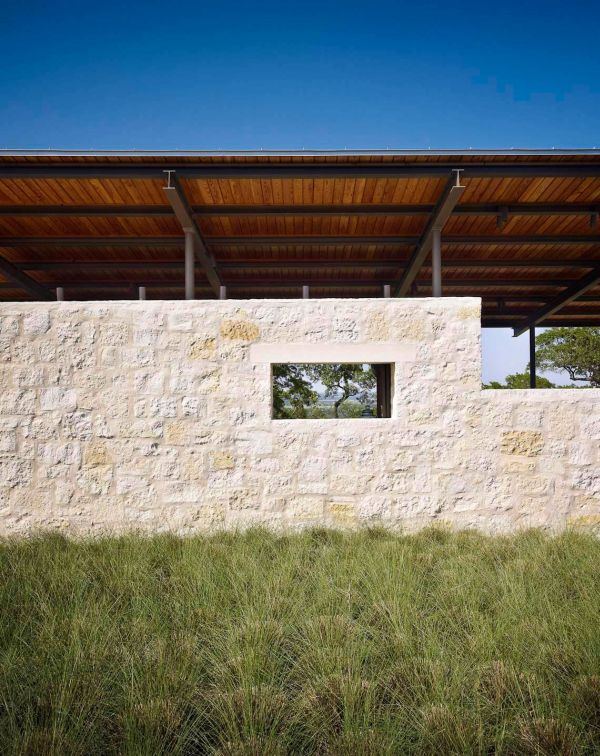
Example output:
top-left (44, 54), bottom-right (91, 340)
top-left (1, 0), bottom-right (598, 382)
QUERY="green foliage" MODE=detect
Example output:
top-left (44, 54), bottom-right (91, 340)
top-left (304, 399), bottom-right (373, 418)
top-left (536, 327), bottom-right (600, 386)
top-left (1, 529), bottom-right (600, 753)
top-left (484, 371), bottom-right (556, 389)
top-left (306, 363), bottom-right (375, 418)
top-left (337, 398), bottom-right (372, 417)
top-left (272, 363), bottom-right (318, 418)
top-left (273, 363), bottom-right (376, 418)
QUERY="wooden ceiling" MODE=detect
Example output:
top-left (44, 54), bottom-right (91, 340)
top-left (1, 150), bottom-right (599, 332)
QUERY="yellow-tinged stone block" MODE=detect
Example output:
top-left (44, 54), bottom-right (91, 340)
top-left (366, 312), bottom-right (390, 340)
top-left (395, 318), bottom-right (428, 341)
top-left (326, 500), bottom-right (357, 526)
top-left (210, 451), bottom-right (235, 470)
top-left (220, 319), bottom-right (259, 341)
top-left (501, 431), bottom-right (544, 457)
top-left (189, 337), bottom-right (216, 360)
top-left (84, 441), bottom-right (111, 466)
top-left (165, 421), bottom-right (188, 445)
top-left (457, 303), bottom-right (480, 320)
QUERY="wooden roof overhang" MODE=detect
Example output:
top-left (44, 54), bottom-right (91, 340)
top-left (1, 149), bottom-right (600, 334)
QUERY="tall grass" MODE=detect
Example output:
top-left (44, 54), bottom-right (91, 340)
top-left (1, 527), bottom-right (599, 754)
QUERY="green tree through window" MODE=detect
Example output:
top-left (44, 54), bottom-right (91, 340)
top-left (272, 364), bottom-right (377, 419)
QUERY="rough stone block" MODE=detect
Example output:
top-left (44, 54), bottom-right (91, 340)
top-left (190, 337), bottom-right (216, 360)
top-left (40, 388), bottom-right (77, 412)
top-left (209, 451), bottom-right (235, 470)
top-left (501, 431), bottom-right (544, 456)
top-left (220, 319), bottom-right (260, 341)
top-left (23, 311), bottom-right (50, 336)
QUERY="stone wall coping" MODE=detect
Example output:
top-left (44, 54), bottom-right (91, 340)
top-left (273, 418), bottom-right (393, 428)
top-left (250, 342), bottom-right (417, 363)
top-left (481, 388), bottom-right (600, 401)
top-left (0, 296), bottom-right (481, 312)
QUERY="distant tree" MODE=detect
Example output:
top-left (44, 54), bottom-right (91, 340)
top-left (307, 364), bottom-right (375, 418)
top-left (272, 364), bottom-right (318, 418)
top-left (483, 371), bottom-right (555, 389)
top-left (536, 327), bottom-right (600, 387)
top-left (506, 371), bottom-right (556, 389)
top-left (338, 399), bottom-right (372, 418)
top-left (483, 380), bottom-right (506, 389)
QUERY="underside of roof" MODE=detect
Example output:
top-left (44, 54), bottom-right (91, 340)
top-left (1, 150), bottom-right (599, 333)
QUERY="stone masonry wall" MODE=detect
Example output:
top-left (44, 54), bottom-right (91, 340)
top-left (0, 298), bottom-right (598, 535)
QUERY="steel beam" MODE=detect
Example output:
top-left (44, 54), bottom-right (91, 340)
top-left (0, 237), bottom-right (182, 247)
top-left (513, 266), bottom-right (600, 336)
top-left (440, 235), bottom-right (600, 245)
top-left (484, 319), bottom-right (600, 328)
top-left (483, 295), bottom-right (600, 303)
top-left (163, 175), bottom-right (221, 296)
top-left (209, 234), bottom-right (600, 246)
top-left (2, 201), bottom-right (600, 218)
top-left (529, 327), bottom-right (537, 388)
top-left (184, 230), bottom-right (195, 300)
top-left (12, 258), bottom-right (600, 272)
top-left (39, 280), bottom-right (387, 290)
top-left (395, 172), bottom-right (465, 296)
top-left (18, 261), bottom-right (184, 271)
top-left (0, 253), bottom-right (52, 299)
top-left (0, 205), bottom-right (172, 217)
top-left (193, 202), bottom-right (600, 217)
top-left (482, 306), bottom-right (599, 316)
top-left (215, 258), bottom-right (600, 270)
top-left (418, 278), bottom-right (572, 287)
top-left (2, 235), bottom-right (599, 248)
top-left (10, 277), bottom-right (580, 290)
top-left (432, 228), bottom-right (442, 297)
top-left (3, 162), bottom-right (600, 179)
top-left (206, 236), bottom-right (418, 246)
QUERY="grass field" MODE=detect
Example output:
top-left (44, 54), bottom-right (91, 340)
top-left (1, 528), bottom-right (599, 754)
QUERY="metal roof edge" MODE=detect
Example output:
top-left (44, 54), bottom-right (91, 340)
top-left (1, 148), bottom-right (600, 157)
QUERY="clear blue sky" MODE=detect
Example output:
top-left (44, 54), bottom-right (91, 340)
top-left (2, 0), bottom-right (598, 382)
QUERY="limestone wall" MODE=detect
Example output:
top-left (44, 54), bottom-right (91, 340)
top-left (0, 298), bottom-right (598, 535)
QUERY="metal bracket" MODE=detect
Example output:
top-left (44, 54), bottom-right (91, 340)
top-left (452, 168), bottom-right (464, 187)
top-left (163, 169), bottom-right (175, 189)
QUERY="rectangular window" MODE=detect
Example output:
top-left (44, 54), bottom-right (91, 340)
top-left (272, 363), bottom-right (392, 419)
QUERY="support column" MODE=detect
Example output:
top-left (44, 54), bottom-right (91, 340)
top-left (432, 227), bottom-right (442, 297)
top-left (529, 326), bottom-right (536, 388)
top-left (383, 284), bottom-right (391, 298)
top-left (56, 287), bottom-right (64, 302)
top-left (184, 229), bottom-right (195, 300)
top-left (219, 285), bottom-right (227, 300)
top-left (302, 285), bottom-right (310, 299)
top-left (138, 286), bottom-right (146, 301)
